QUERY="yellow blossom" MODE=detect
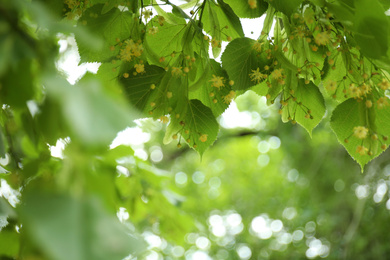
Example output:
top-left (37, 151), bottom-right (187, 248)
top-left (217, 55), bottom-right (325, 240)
top-left (142, 9), bottom-right (153, 20)
top-left (248, 0), bottom-right (257, 9)
top-left (211, 39), bottom-right (220, 48)
top-left (249, 68), bottom-right (267, 84)
top-left (304, 8), bottom-right (315, 24)
top-left (157, 16), bottom-right (165, 26)
top-left (159, 116), bottom-right (169, 124)
top-left (134, 63), bottom-right (145, 74)
top-left (252, 41), bottom-right (263, 52)
top-left (359, 83), bottom-right (371, 96)
top-left (210, 75), bottom-right (225, 89)
top-left (356, 145), bottom-right (368, 155)
top-left (377, 97), bottom-right (389, 109)
top-left (378, 78), bottom-right (390, 90)
top-left (223, 90), bottom-right (236, 104)
top-left (349, 83), bottom-right (362, 98)
top-left (148, 26), bottom-right (158, 35)
top-left (325, 79), bottom-right (337, 92)
top-left (120, 39), bottom-right (143, 62)
top-left (271, 69), bottom-right (283, 80)
top-left (314, 32), bottom-right (331, 46)
top-left (353, 126), bottom-right (369, 139)
top-left (171, 67), bottom-right (183, 77)
top-left (199, 134), bottom-right (208, 143)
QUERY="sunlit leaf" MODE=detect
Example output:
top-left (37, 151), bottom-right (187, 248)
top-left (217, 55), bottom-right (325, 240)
top-left (330, 98), bottom-right (390, 170)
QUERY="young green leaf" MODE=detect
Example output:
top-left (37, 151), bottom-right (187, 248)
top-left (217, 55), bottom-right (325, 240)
top-left (330, 99), bottom-right (390, 170)
top-left (282, 78), bottom-right (326, 135)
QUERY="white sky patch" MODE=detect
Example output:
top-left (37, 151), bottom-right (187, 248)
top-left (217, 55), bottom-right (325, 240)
top-left (0, 179), bottom-right (21, 207)
top-left (50, 138), bottom-right (69, 158)
top-left (219, 102), bottom-right (259, 129)
top-left (57, 36), bottom-right (100, 85)
top-left (110, 127), bottom-right (151, 149)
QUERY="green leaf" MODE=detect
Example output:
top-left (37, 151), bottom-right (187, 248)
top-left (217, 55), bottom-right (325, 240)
top-left (119, 64), bottom-right (166, 113)
top-left (267, 0), bottom-right (303, 18)
top-left (144, 15), bottom-right (188, 66)
top-left (165, 99), bottom-right (219, 156)
top-left (216, 0), bottom-right (245, 40)
top-left (37, 98), bottom-right (69, 146)
top-left (76, 5), bottom-right (136, 63)
top-left (353, 0), bottom-right (389, 59)
top-left (0, 230), bottom-right (19, 258)
top-left (0, 125), bottom-right (5, 158)
top-left (21, 192), bottom-right (146, 260)
top-left (44, 75), bottom-right (135, 148)
top-left (189, 60), bottom-right (232, 117)
top-left (0, 60), bottom-right (34, 108)
top-left (222, 37), bottom-right (271, 90)
top-left (202, 1), bottom-right (221, 58)
top-left (223, 0), bottom-right (268, 18)
top-left (282, 78), bottom-right (326, 135)
top-left (203, 0), bottom-right (244, 43)
top-left (330, 99), bottom-right (390, 170)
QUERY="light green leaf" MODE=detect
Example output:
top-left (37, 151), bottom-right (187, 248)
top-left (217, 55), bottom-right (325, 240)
top-left (0, 230), bottom-right (19, 258)
top-left (222, 37), bottom-right (271, 90)
top-left (330, 98), bottom-right (390, 170)
top-left (21, 192), bottom-right (146, 260)
top-left (282, 77), bottom-right (326, 135)
top-left (189, 59), bottom-right (232, 117)
top-left (144, 15), bottom-right (188, 66)
top-left (202, 0), bottom-right (221, 58)
top-left (223, 0), bottom-right (268, 18)
top-left (216, 0), bottom-right (245, 40)
top-left (202, 0), bottom-right (245, 43)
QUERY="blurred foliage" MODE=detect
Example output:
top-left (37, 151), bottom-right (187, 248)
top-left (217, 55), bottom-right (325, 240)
top-left (0, 0), bottom-right (390, 260)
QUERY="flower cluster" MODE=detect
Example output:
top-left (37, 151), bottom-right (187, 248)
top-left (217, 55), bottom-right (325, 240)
top-left (223, 90), bottom-right (236, 104)
top-left (353, 126), bottom-right (368, 139)
top-left (348, 83), bottom-right (372, 98)
top-left (120, 39), bottom-right (143, 62)
top-left (248, 0), bottom-right (257, 9)
top-left (249, 68), bottom-right (267, 84)
top-left (210, 75), bottom-right (225, 89)
top-left (314, 32), bottom-right (331, 46)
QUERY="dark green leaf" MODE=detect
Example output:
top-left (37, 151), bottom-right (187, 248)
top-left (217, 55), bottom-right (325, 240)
top-left (353, 0), bottom-right (389, 59)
